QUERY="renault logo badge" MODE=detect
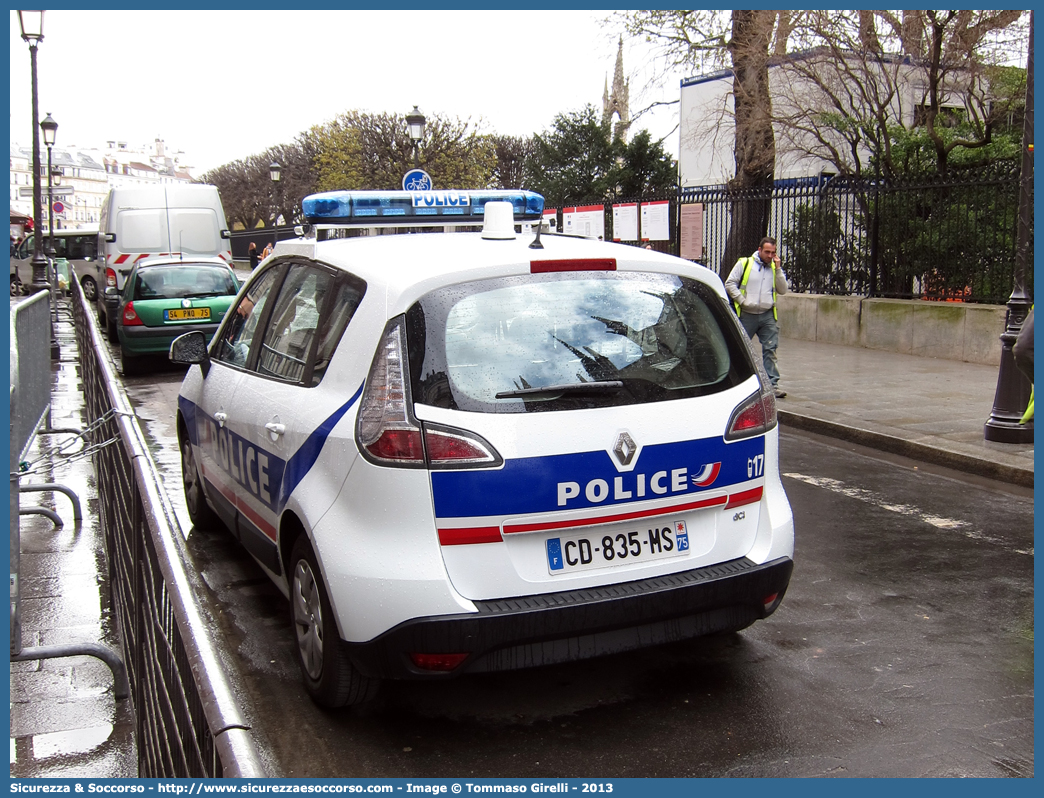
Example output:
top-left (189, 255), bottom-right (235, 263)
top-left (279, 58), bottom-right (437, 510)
top-left (613, 432), bottom-right (637, 466)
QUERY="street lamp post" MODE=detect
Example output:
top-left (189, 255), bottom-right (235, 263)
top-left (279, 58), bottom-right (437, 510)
top-left (18, 10), bottom-right (50, 295)
top-left (406, 106), bottom-right (426, 167)
top-left (269, 161), bottom-right (282, 251)
top-left (42, 114), bottom-right (57, 258)
top-left (984, 11), bottom-right (1034, 444)
top-left (39, 113), bottom-right (60, 359)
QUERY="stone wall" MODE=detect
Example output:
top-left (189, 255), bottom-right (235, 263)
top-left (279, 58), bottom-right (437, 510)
top-left (776, 294), bottom-right (1007, 365)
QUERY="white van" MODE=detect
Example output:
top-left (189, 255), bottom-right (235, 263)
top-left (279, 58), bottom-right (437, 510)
top-left (96, 184), bottom-right (233, 340)
top-left (10, 229), bottom-right (101, 299)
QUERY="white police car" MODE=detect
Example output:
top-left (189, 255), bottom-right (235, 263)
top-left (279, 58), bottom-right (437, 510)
top-left (171, 189), bottom-right (794, 707)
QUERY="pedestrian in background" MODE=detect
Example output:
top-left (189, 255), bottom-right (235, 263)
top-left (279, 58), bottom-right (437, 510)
top-left (261, 241), bottom-right (273, 260)
top-left (725, 237), bottom-right (790, 399)
top-left (248, 241), bottom-right (259, 270)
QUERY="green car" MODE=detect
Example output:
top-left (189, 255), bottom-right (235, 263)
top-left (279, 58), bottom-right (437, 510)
top-left (117, 257), bottom-right (241, 376)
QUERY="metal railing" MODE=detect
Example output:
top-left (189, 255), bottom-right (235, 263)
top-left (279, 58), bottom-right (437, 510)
top-left (70, 277), bottom-right (267, 778)
top-left (539, 163), bottom-right (1027, 304)
top-left (11, 287), bottom-right (131, 725)
top-left (681, 163), bottom-right (1027, 302)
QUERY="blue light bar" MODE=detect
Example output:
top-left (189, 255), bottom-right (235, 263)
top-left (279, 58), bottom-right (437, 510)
top-left (302, 189), bottom-right (545, 226)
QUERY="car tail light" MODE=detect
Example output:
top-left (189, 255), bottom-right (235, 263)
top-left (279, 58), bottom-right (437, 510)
top-left (423, 424), bottom-right (502, 469)
top-left (531, 258), bottom-right (616, 273)
top-left (409, 652), bottom-right (469, 672)
top-left (725, 387), bottom-right (777, 441)
top-left (121, 302), bottom-right (143, 326)
top-left (357, 319), bottom-right (425, 466)
top-left (358, 319), bottom-right (504, 469)
top-left (106, 267), bottom-right (117, 288)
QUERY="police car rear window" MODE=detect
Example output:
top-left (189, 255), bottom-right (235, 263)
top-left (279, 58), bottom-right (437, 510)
top-left (407, 272), bottom-right (753, 413)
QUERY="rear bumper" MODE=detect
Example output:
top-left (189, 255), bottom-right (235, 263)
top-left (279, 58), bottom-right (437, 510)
top-left (119, 323), bottom-right (219, 355)
top-left (344, 556), bottom-right (793, 679)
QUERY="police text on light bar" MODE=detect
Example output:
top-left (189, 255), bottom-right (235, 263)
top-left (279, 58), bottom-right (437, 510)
top-left (302, 189), bottom-right (545, 226)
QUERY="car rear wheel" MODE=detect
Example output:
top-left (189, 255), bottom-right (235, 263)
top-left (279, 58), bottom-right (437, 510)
top-left (10, 277), bottom-right (20, 297)
top-left (120, 350), bottom-right (143, 377)
top-left (107, 316), bottom-right (119, 343)
top-left (80, 275), bottom-right (97, 301)
top-left (290, 536), bottom-right (378, 708)
top-left (180, 430), bottom-right (218, 531)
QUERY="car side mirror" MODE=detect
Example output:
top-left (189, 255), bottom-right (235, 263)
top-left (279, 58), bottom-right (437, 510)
top-left (170, 331), bottom-right (211, 378)
top-left (220, 229), bottom-right (231, 239)
top-left (104, 233), bottom-right (116, 243)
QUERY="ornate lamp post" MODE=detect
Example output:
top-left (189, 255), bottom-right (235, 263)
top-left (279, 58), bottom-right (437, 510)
top-left (18, 10), bottom-right (50, 295)
top-left (406, 106), bottom-right (426, 167)
top-left (42, 114), bottom-right (57, 257)
top-left (269, 161), bottom-right (282, 250)
top-left (984, 11), bottom-right (1034, 444)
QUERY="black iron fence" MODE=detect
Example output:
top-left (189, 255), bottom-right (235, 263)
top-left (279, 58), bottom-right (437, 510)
top-left (545, 162), bottom-right (1028, 304)
top-left (71, 278), bottom-right (266, 777)
top-left (227, 227), bottom-right (297, 262)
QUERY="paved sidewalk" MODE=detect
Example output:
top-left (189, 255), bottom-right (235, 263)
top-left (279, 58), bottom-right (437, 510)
top-left (775, 337), bottom-right (1034, 487)
top-left (10, 308), bottom-right (137, 778)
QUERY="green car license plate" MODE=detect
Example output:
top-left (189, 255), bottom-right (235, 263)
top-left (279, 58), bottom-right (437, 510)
top-left (165, 307), bottom-right (211, 321)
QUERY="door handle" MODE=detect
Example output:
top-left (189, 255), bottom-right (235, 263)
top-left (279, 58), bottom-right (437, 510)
top-left (265, 422), bottom-right (286, 436)
top-left (214, 412), bottom-right (227, 427)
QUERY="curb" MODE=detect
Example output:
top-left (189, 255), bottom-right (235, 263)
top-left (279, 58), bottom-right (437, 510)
top-left (778, 410), bottom-right (1034, 489)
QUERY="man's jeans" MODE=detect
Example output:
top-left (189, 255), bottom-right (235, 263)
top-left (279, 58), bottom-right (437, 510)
top-left (739, 310), bottom-right (781, 386)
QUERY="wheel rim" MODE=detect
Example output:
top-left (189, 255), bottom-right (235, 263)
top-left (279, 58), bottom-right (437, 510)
top-left (181, 439), bottom-right (203, 518)
top-left (293, 558), bottom-right (325, 681)
top-left (83, 279), bottom-right (96, 300)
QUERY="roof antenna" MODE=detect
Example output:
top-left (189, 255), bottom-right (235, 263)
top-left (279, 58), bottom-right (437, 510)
top-left (528, 218), bottom-right (544, 250)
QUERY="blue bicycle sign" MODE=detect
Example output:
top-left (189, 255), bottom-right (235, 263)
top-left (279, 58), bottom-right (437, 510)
top-left (402, 169), bottom-right (433, 191)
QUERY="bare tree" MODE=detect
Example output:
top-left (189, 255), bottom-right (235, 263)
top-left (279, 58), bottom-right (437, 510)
top-left (199, 159), bottom-right (266, 231)
top-left (616, 9), bottom-right (782, 272)
top-left (770, 10), bottom-right (1028, 177)
top-left (308, 110), bottom-right (496, 192)
top-left (488, 135), bottom-right (535, 189)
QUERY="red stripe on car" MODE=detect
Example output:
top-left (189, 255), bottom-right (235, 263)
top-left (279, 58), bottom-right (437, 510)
top-left (725, 487), bottom-right (763, 509)
top-left (438, 526), bottom-right (503, 546)
top-left (504, 494), bottom-right (728, 536)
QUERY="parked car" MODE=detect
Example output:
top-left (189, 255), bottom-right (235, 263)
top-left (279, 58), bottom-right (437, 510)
top-left (117, 257), bottom-right (240, 376)
top-left (171, 189), bottom-right (795, 708)
top-left (97, 185), bottom-right (233, 342)
top-left (10, 230), bottom-right (99, 300)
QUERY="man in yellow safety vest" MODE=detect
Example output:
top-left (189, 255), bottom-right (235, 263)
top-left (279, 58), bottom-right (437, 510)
top-left (724, 237), bottom-right (790, 399)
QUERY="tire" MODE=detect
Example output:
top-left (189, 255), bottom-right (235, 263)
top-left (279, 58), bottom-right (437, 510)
top-left (179, 430), bottom-right (218, 530)
top-left (10, 277), bottom-right (20, 298)
top-left (289, 536), bottom-right (378, 708)
top-left (120, 350), bottom-right (143, 377)
top-left (81, 276), bottom-right (97, 302)
top-left (107, 315), bottom-right (119, 343)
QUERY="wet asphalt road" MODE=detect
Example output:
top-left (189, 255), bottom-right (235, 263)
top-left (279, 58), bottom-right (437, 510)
top-left (118, 355), bottom-right (1034, 778)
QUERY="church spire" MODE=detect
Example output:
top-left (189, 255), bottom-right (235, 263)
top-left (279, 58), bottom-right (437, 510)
top-left (601, 36), bottom-right (631, 143)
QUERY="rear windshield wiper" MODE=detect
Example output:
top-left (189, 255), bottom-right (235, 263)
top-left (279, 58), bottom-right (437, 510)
top-left (495, 380), bottom-right (624, 400)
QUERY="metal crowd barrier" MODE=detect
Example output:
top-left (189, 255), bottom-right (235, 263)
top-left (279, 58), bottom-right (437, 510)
top-left (70, 277), bottom-right (267, 777)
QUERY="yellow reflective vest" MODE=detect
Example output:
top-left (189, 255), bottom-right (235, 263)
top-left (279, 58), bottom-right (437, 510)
top-left (733, 257), bottom-right (778, 320)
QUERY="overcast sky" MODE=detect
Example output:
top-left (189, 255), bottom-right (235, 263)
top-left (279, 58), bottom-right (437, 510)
top-left (9, 9), bottom-right (687, 175)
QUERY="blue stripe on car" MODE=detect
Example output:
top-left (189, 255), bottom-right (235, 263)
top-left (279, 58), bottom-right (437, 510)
top-left (180, 384), bottom-right (364, 514)
top-left (430, 435), bottom-right (764, 519)
top-left (276, 384), bottom-right (364, 508)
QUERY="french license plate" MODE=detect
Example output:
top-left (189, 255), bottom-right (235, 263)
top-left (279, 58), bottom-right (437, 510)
top-left (165, 307), bottom-right (210, 321)
top-left (546, 520), bottom-right (690, 574)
